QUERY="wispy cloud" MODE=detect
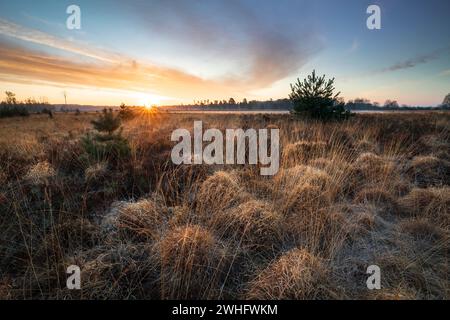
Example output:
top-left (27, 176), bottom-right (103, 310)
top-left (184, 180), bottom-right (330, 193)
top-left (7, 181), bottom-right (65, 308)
top-left (380, 46), bottom-right (450, 73)
top-left (0, 40), bottom-right (246, 100)
top-left (0, 8), bottom-right (322, 100)
top-left (0, 18), bottom-right (119, 63)
top-left (347, 39), bottom-right (359, 54)
top-left (0, 18), bottom-right (264, 100)
top-left (130, 0), bottom-right (322, 87)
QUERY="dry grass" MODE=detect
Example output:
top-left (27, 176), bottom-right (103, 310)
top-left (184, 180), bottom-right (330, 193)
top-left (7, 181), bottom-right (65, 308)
top-left (398, 187), bottom-right (450, 227)
top-left (0, 111), bottom-right (449, 300)
top-left (398, 218), bottom-right (445, 242)
top-left (211, 199), bottom-right (283, 249)
top-left (158, 225), bottom-right (229, 299)
top-left (196, 170), bottom-right (249, 215)
top-left (406, 156), bottom-right (450, 187)
top-left (23, 160), bottom-right (56, 185)
top-left (246, 248), bottom-right (333, 299)
top-left (353, 187), bottom-right (399, 216)
top-left (106, 197), bottom-right (169, 241)
top-left (78, 243), bottom-right (158, 299)
top-left (84, 162), bottom-right (108, 182)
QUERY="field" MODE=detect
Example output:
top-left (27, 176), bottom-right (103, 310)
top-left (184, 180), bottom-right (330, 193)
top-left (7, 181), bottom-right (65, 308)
top-left (0, 111), bottom-right (449, 299)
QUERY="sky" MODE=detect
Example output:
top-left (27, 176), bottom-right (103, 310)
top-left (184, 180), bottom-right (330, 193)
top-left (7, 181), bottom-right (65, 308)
top-left (0, 0), bottom-right (449, 106)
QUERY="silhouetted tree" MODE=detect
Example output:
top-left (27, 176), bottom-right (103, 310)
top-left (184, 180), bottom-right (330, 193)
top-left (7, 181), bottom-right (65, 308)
top-left (289, 70), bottom-right (351, 120)
top-left (384, 100), bottom-right (399, 108)
top-left (5, 91), bottom-right (17, 105)
top-left (443, 93), bottom-right (450, 106)
top-left (118, 103), bottom-right (135, 120)
top-left (0, 91), bottom-right (29, 117)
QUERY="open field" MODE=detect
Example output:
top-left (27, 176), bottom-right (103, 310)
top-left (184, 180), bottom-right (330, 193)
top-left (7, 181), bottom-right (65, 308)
top-left (0, 111), bottom-right (449, 299)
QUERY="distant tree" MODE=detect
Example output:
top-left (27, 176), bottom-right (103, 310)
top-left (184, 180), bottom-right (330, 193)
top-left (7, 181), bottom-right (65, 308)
top-left (289, 70), bottom-right (351, 120)
top-left (442, 93), bottom-right (450, 106)
top-left (242, 98), bottom-right (248, 105)
top-left (228, 98), bottom-right (236, 105)
top-left (5, 91), bottom-right (17, 105)
top-left (384, 100), bottom-right (399, 108)
top-left (0, 91), bottom-right (30, 118)
top-left (354, 98), bottom-right (371, 104)
top-left (91, 108), bottom-right (121, 136)
top-left (25, 98), bottom-right (37, 105)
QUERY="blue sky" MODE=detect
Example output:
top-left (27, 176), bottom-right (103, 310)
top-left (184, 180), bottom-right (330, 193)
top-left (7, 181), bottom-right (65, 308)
top-left (0, 0), bottom-right (449, 106)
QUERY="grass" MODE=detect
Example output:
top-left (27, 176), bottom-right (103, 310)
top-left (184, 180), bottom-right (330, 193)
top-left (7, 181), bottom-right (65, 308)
top-left (0, 111), bottom-right (449, 300)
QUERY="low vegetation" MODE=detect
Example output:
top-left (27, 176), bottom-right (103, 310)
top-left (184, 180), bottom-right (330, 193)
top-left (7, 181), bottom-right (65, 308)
top-left (0, 110), bottom-right (449, 299)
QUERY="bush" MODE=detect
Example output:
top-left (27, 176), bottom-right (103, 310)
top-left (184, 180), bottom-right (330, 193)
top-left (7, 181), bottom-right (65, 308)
top-left (289, 70), bottom-right (351, 120)
top-left (81, 133), bottom-right (130, 162)
top-left (91, 108), bottom-right (121, 136)
top-left (82, 108), bottom-right (130, 163)
top-left (0, 103), bottom-right (29, 118)
top-left (118, 103), bottom-right (136, 120)
top-left (41, 108), bottom-right (53, 118)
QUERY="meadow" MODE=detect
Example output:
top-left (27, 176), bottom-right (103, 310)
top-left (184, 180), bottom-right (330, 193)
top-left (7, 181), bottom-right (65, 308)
top-left (0, 111), bottom-right (449, 299)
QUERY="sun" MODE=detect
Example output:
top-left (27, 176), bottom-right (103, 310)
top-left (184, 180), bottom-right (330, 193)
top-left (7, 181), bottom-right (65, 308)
top-left (136, 93), bottom-right (162, 109)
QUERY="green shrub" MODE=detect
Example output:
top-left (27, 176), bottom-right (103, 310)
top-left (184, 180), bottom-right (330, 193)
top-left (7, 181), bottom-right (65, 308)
top-left (289, 70), bottom-right (352, 121)
top-left (81, 108), bottom-right (130, 164)
top-left (91, 108), bottom-right (121, 136)
top-left (81, 133), bottom-right (130, 163)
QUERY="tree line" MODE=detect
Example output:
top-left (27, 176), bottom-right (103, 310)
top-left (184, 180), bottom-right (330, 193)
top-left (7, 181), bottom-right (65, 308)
top-left (0, 91), bottom-right (54, 118)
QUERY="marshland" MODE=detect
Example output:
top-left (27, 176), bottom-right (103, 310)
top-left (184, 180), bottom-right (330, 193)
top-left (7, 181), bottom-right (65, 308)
top-left (0, 110), bottom-right (448, 299)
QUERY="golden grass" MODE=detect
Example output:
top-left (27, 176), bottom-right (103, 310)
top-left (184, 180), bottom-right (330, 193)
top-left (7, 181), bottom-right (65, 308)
top-left (246, 248), bottom-right (333, 299)
top-left (406, 156), bottom-right (450, 187)
top-left (196, 170), bottom-right (249, 215)
top-left (398, 187), bottom-right (450, 227)
top-left (158, 225), bottom-right (229, 299)
top-left (0, 111), bottom-right (449, 300)
top-left (112, 198), bottom-right (168, 241)
top-left (23, 160), bottom-right (56, 185)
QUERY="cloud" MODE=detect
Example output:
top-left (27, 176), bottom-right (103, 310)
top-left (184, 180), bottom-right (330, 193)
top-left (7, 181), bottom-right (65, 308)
top-left (348, 39), bottom-right (359, 54)
top-left (380, 46), bottom-right (450, 73)
top-left (0, 18), bottom-right (120, 63)
top-left (0, 17), bottom-right (265, 100)
top-left (0, 9), bottom-right (321, 100)
top-left (438, 69), bottom-right (450, 76)
top-left (0, 40), bottom-right (244, 100)
top-left (129, 0), bottom-right (322, 87)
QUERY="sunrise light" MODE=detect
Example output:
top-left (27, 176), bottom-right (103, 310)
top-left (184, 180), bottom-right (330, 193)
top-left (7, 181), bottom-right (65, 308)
top-left (135, 93), bottom-right (164, 108)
